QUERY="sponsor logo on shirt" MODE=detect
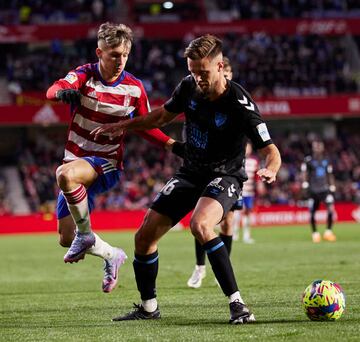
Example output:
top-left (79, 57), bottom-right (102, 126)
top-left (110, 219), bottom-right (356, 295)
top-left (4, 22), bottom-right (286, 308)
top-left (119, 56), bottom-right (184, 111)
top-left (208, 177), bottom-right (225, 191)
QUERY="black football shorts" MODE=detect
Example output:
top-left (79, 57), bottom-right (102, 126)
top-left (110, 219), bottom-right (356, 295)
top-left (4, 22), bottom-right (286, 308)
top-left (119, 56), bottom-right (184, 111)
top-left (150, 170), bottom-right (242, 225)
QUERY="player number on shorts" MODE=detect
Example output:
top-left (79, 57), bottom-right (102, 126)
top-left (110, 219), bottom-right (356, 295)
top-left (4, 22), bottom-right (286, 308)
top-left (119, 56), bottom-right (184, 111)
top-left (228, 184), bottom-right (236, 197)
top-left (162, 179), bottom-right (179, 195)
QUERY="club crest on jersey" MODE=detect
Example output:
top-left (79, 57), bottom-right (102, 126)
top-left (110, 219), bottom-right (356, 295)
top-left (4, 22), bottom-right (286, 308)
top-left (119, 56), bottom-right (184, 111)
top-left (189, 100), bottom-right (197, 110)
top-left (215, 112), bottom-right (227, 127)
top-left (64, 72), bottom-right (78, 84)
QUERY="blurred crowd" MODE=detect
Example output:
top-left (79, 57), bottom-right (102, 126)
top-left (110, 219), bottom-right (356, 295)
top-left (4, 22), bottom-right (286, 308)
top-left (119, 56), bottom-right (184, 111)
top-left (6, 127), bottom-right (359, 215)
top-left (1, 0), bottom-right (359, 24)
top-left (265, 130), bottom-right (360, 206)
top-left (6, 33), bottom-right (358, 102)
top-left (214, 0), bottom-right (360, 19)
top-left (0, 173), bottom-right (11, 215)
top-left (0, 0), bottom-right (114, 24)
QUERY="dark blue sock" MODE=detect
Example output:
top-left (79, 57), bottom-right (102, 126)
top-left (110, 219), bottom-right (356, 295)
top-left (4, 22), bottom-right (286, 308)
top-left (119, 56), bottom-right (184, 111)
top-left (203, 237), bottom-right (238, 296)
top-left (133, 250), bottom-right (159, 300)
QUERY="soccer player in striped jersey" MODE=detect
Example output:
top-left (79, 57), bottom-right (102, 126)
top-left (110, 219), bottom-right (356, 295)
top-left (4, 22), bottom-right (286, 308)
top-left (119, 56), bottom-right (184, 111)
top-left (46, 22), bottom-right (178, 293)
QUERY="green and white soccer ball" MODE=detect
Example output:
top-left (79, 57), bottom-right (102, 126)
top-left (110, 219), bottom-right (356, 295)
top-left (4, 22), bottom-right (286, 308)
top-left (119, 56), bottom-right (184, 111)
top-left (302, 280), bottom-right (345, 321)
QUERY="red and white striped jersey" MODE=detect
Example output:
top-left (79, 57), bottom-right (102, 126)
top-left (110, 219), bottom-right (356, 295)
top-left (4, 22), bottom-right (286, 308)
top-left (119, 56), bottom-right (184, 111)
top-left (47, 63), bottom-right (169, 169)
top-left (243, 156), bottom-right (259, 197)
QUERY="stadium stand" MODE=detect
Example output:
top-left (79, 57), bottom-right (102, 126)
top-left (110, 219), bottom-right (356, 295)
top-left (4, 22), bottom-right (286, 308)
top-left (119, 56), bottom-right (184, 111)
top-left (0, 0), bottom-right (359, 221)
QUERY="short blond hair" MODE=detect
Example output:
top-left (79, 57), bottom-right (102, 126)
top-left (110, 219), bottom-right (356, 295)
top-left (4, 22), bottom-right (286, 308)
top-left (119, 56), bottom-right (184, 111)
top-left (97, 22), bottom-right (133, 48)
top-left (184, 34), bottom-right (223, 60)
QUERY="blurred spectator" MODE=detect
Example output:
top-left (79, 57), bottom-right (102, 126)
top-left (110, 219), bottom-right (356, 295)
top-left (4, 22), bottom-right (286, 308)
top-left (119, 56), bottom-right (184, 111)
top-left (210, 0), bottom-right (360, 20)
top-left (11, 127), bottom-right (360, 214)
top-left (0, 0), bottom-right (115, 24)
top-left (5, 34), bottom-right (358, 103)
top-left (0, 173), bottom-right (11, 215)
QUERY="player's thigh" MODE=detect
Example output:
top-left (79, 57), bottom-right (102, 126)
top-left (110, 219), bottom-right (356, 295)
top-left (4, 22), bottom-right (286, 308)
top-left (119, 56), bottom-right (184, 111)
top-left (57, 215), bottom-right (76, 247)
top-left (220, 210), bottom-right (234, 235)
top-left (150, 175), bottom-right (201, 226)
top-left (56, 159), bottom-right (98, 188)
top-left (135, 209), bottom-right (173, 254)
top-left (198, 175), bottom-right (241, 224)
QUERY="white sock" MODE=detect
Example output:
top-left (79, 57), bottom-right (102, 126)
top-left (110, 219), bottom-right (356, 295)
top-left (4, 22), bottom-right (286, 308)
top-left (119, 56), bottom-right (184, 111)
top-left (196, 265), bottom-right (206, 272)
top-left (142, 298), bottom-right (158, 312)
top-left (242, 216), bottom-right (251, 240)
top-left (233, 211), bottom-right (241, 233)
top-left (63, 185), bottom-right (91, 234)
top-left (228, 291), bottom-right (244, 304)
top-left (87, 233), bottom-right (115, 260)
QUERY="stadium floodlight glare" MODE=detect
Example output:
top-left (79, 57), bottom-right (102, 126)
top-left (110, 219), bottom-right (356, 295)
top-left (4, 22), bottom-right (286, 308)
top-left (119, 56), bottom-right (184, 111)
top-left (163, 1), bottom-right (174, 9)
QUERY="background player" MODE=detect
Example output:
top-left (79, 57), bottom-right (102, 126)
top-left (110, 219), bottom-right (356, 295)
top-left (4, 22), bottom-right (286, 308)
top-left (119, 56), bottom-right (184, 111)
top-left (235, 142), bottom-right (263, 244)
top-left (91, 34), bottom-right (281, 324)
top-left (46, 22), bottom-right (176, 293)
top-left (301, 139), bottom-right (337, 243)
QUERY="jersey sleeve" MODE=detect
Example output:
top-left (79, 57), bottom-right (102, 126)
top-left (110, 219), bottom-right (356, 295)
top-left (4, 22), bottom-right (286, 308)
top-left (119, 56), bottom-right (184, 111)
top-left (243, 102), bottom-right (273, 150)
top-left (133, 80), bottom-right (151, 117)
top-left (46, 65), bottom-right (90, 100)
top-left (163, 78), bottom-right (188, 114)
top-left (133, 80), bottom-right (171, 147)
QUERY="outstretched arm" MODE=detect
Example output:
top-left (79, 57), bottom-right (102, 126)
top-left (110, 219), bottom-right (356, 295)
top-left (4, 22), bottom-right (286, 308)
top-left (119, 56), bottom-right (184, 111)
top-left (91, 105), bottom-right (177, 140)
top-left (256, 143), bottom-right (281, 184)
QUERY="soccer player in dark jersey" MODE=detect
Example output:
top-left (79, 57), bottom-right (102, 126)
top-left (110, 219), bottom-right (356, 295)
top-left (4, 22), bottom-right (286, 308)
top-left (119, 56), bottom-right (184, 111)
top-left (187, 56), bottom-right (241, 288)
top-left (301, 139), bottom-right (336, 243)
top-left (91, 34), bottom-right (281, 324)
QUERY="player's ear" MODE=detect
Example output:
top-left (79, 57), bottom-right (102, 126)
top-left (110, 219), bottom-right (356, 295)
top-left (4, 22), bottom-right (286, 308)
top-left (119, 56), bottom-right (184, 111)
top-left (96, 47), bottom-right (102, 59)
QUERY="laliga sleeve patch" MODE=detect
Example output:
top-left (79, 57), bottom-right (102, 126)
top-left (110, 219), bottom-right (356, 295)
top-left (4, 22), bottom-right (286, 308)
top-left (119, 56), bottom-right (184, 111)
top-left (256, 123), bottom-right (271, 142)
top-left (64, 72), bottom-right (78, 84)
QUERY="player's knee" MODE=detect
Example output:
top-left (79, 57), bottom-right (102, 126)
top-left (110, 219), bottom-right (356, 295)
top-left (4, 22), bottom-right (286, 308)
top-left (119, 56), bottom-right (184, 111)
top-left (134, 229), bottom-right (151, 253)
top-left (190, 218), bottom-right (208, 240)
top-left (56, 165), bottom-right (74, 189)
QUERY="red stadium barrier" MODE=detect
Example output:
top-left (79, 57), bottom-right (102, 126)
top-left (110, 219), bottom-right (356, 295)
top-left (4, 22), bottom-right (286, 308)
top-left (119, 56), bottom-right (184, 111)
top-left (1, 19), bottom-right (360, 42)
top-left (0, 203), bottom-right (358, 235)
top-left (0, 94), bottom-right (359, 125)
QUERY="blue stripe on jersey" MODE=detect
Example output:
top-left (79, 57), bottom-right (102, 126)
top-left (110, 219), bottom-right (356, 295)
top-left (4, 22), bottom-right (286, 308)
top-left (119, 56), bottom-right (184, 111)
top-left (134, 255), bottom-right (159, 264)
top-left (95, 63), bottom-right (126, 87)
top-left (205, 241), bottom-right (224, 254)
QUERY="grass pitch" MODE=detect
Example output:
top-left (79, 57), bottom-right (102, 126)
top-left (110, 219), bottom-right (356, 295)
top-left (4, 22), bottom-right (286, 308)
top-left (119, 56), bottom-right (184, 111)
top-left (0, 223), bottom-right (359, 341)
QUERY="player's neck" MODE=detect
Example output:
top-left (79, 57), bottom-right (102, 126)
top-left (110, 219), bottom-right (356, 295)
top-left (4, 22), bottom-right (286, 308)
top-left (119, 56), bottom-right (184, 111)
top-left (209, 78), bottom-right (228, 101)
top-left (98, 65), bottom-right (122, 83)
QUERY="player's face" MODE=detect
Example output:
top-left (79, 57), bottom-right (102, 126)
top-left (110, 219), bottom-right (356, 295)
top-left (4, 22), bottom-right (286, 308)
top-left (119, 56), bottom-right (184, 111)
top-left (312, 141), bottom-right (324, 155)
top-left (188, 56), bottom-right (223, 98)
top-left (223, 66), bottom-right (233, 80)
top-left (97, 42), bottom-right (131, 80)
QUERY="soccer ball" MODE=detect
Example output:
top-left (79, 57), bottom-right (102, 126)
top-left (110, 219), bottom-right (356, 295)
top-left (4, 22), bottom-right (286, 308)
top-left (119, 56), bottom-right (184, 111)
top-left (302, 280), bottom-right (345, 321)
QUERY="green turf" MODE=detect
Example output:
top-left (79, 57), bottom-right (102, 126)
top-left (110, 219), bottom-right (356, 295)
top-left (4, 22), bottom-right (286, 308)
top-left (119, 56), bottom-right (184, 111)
top-left (0, 223), bottom-right (359, 341)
